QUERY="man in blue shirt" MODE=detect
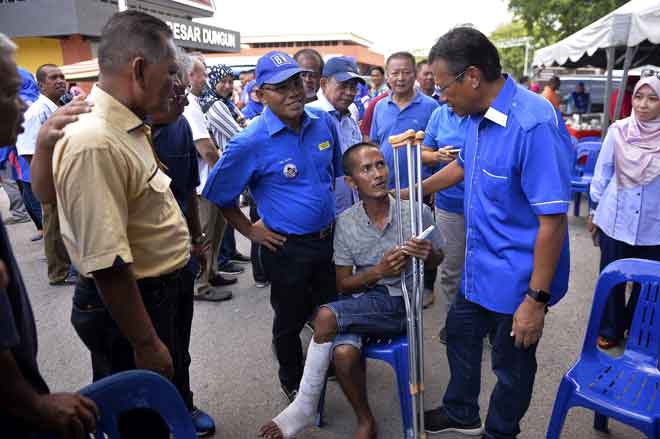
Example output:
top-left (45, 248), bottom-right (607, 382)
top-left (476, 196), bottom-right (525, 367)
top-left (419, 28), bottom-right (571, 438)
top-left (421, 104), bottom-right (469, 340)
top-left (370, 51), bottom-right (439, 306)
top-left (203, 51), bottom-right (343, 399)
top-left (306, 56), bottom-right (364, 215)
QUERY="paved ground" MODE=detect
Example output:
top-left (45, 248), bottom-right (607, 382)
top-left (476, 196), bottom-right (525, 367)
top-left (3, 195), bottom-right (645, 439)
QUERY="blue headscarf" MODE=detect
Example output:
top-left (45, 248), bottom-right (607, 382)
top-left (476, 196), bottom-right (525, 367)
top-left (241, 80), bottom-right (264, 120)
top-left (18, 67), bottom-right (40, 105)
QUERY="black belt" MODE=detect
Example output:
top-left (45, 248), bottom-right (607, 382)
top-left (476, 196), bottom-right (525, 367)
top-left (78, 267), bottom-right (184, 289)
top-left (279, 224), bottom-right (333, 241)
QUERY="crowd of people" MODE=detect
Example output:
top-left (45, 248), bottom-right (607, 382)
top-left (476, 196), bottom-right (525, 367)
top-left (0, 8), bottom-right (659, 439)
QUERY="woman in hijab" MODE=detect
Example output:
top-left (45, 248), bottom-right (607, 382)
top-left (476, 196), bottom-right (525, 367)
top-left (207, 64), bottom-right (246, 127)
top-left (588, 73), bottom-right (660, 349)
top-left (241, 80), bottom-right (264, 120)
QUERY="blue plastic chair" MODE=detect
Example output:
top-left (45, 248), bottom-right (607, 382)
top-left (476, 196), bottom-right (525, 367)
top-left (79, 370), bottom-right (196, 438)
top-left (570, 141), bottom-right (601, 216)
top-left (316, 335), bottom-right (412, 438)
top-left (546, 258), bottom-right (660, 438)
top-left (577, 135), bottom-right (602, 143)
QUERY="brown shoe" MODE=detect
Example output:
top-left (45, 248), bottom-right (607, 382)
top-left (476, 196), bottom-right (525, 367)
top-left (597, 336), bottom-right (618, 350)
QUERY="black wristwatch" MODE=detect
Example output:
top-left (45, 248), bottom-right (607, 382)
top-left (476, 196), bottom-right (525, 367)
top-left (526, 287), bottom-right (551, 304)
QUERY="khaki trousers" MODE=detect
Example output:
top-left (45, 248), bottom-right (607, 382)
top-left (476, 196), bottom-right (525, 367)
top-left (42, 203), bottom-right (71, 283)
top-left (196, 196), bottom-right (226, 293)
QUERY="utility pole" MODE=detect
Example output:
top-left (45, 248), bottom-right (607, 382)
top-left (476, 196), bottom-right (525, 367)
top-left (118, 0), bottom-right (128, 12)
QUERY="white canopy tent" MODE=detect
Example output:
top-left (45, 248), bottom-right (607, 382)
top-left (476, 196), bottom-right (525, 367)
top-left (532, 0), bottom-right (660, 132)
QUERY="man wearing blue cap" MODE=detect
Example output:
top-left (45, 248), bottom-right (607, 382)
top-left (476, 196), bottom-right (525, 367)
top-left (307, 56), bottom-right (364, 215)
top-left (202, 51), bottom-right (343, 401)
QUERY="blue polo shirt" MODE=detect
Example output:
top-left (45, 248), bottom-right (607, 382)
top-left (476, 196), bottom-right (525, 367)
top-left (370, 91), bottom-right (438, 189)
top-left (152, 116), bottom-right (200, 217)
top-left (457, 76), bottom-right (571, 314)
top-left (203, 106), bottom-right (343, 235)
top-left (423, 105), bottom-right (468, 214)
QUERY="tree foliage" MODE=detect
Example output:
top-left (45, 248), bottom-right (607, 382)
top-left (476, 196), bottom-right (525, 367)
top-left (490, 21), bottom-right (529, 80)
top-left (509, 0), bottom-right (629, 47)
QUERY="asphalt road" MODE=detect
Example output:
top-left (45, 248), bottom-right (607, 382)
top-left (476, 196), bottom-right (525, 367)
top-left (3, 196), bottom-right (645, 439)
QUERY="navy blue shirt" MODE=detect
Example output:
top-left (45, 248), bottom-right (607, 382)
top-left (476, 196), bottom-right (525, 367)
top-left (370, 91), bottom-right (438, 189)
top-left (457, 76), bottom-right (572, 314)
top-left (203, 106), bottom-right (343, 235)
top-left (0, 217), bottom-right (49, 436)
top-left (153, 117), bottom-right (200, 217)
top-left (424, 105), bottom-right (468, 214)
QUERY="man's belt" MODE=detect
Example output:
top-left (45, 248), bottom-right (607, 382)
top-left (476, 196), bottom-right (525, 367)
top-left (279, 224), bottom-right (333, 241)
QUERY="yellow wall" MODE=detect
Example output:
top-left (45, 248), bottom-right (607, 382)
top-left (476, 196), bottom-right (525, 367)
top-left (12, 37), bottom-right (64, 75)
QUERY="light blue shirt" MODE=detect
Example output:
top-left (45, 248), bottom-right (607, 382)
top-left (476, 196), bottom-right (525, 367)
top-left (202, 106), bottom-right (343, 235)
top-left (458, 76), bottom-right (572, 314)
top-left (370, 91), bottom-right (439, 189)
top-left (307, 90), bottom-right (363, 215)
top-left (423, 105), bottom-right (468, 214)
top-left (15, 94), bottom-right (58, 182)
top-left (590, 132), bottom-right (660, 246)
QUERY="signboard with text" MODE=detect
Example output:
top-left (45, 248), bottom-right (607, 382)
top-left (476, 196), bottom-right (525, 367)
top-left (161, 16), bottom-right (240, 52)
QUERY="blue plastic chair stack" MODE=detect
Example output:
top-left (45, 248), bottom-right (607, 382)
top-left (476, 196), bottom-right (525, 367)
top-left (546, 258), bottom-right (660, 438)
top-left (570, 141), bottom-right (601, 216)
top-left (316, 335), bottom-right (413, 438)
top-left (79, 369), bottom-right (196, 438)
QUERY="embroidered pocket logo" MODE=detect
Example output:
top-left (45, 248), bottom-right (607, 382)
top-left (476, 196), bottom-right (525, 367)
top-left (318, 141), bottom-right (331, 151)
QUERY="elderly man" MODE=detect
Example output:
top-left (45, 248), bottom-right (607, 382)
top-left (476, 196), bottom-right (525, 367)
top-left (0, 32), bottom-right (99, 439)
top-left (420, 27), bottom-right (571, 438)
top-left (203, 51), bottom-right (342, 401)
top-left (294, 48), bottom-right (324, 104)
top-left (15, 63), bottom-right (73, 285)
top-left (51, 11), bottom-right (215, 436)
top-left (259, 143), bottom-right (444, 439)
top-left (307, 56), bottom-right (364, 215)
top-left (371, 51), bottom-right (439, 307)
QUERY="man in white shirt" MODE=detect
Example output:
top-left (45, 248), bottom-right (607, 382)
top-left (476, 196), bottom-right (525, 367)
top-left (306, 56), bottom-right (364, 215)
top-left (182, 57), bottom-right (234, 302)
top-left (15, 64), bottom-right (73, 285)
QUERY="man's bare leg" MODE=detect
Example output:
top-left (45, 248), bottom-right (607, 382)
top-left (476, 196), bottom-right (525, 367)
top-left (334, 344), bottom-right (377, 439)
top-left (258, 307), bottom-right (337, 438)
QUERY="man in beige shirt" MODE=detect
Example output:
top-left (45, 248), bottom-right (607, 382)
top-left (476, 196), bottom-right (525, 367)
top-left (51, 11), bottom-right (216, 436)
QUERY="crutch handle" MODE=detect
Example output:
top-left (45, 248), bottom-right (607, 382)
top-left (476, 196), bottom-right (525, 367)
top-left (414, 130), bottom-right (425, 146)
top-left (388, 129), bottom-right (416, 148)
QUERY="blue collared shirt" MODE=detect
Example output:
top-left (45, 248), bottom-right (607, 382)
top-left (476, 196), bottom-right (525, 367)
top-left (370, 91), bottom-right (439, 189)
top-left (457, 76), bottom-right (572, 314)
top-left (424, 105), bottom-right (468, 214)
top-left (202, 106), bottom-right (343, 235)
top-left (591, 131), bottom-right (660, 246)
top-left (307, 90), bottom-right (363, 215)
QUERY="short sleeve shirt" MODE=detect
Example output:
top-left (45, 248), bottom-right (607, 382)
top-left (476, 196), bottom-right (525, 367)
top-left (14, 94), bottom-right (58, 182)
top-left (370, 91), bottom-right (439, 189)
top-left (183, 95), bottom-right (214, 195)
top-left (334, 195), bottom-right (444, 296)
top-left (203, 106), bottom-right (343, 235)
top-left (53, 86), bottom-right (190, 279)
top-left (456, 76), bottom-right (572, 313)
top-left (152, 116), bottom-right (200, 217)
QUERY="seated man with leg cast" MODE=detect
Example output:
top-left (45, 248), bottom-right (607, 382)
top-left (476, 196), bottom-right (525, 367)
top-left (259, 142), bottom-right (444, 439)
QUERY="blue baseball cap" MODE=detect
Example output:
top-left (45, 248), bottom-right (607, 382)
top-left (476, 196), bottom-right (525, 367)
top-left (322, 56), bottom-right (365, 84)
top-left (255, 51), bottom-right (309, 87)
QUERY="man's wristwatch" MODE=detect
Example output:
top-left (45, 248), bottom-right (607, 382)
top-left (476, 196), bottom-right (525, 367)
top-left (192, 233), bottom-right (207, 245)
top-left (526, 287), bottom-right (551, 304)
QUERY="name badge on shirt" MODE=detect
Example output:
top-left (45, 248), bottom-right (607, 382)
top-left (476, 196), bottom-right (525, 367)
top-left (318, 140), bottom-right (331, 151)
top-left (283, 163), bottom-right (298, 179)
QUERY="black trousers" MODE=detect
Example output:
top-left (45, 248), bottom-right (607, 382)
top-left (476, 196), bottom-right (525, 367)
top-left (248, 196), bottom-right (267, 283)
top-left (70, 265), bottom-right (195, 410)
top-left (260, 233), bottom-right (337, 390)
top-left (598, 232), bottom-right (660, 341)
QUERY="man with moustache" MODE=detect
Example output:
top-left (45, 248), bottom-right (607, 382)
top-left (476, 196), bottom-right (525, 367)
top-left (203, 51), bottom-right (342, 401)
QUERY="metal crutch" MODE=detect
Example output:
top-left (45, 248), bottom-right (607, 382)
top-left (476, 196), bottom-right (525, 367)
top-left (388, 129), bottom-right (427, 438)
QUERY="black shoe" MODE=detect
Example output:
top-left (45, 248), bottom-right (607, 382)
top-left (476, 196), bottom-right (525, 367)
top-left (229, 252), bottom-right (251, 264)
top-left (217, 261), bottom-right (245, 275)
top-left (280, 383), bottom-right (299, 403)
top-left (424, 406), bottom-right (483, 435)
top-left (439, 326), bottom-right (448, 345)
top-left (208, 274), bottom-right (238, 287)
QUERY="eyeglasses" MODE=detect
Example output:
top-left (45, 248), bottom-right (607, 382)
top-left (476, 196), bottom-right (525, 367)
top-left (260, 75), bottom-right (304, 94)
top-left (641, 69), bottom-right (660, 79)
top-left (437, 69), bottom-right (467, 95)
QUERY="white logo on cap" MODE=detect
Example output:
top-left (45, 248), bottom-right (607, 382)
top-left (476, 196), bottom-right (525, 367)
top-left (271, 55), bottom-right (291, 67)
